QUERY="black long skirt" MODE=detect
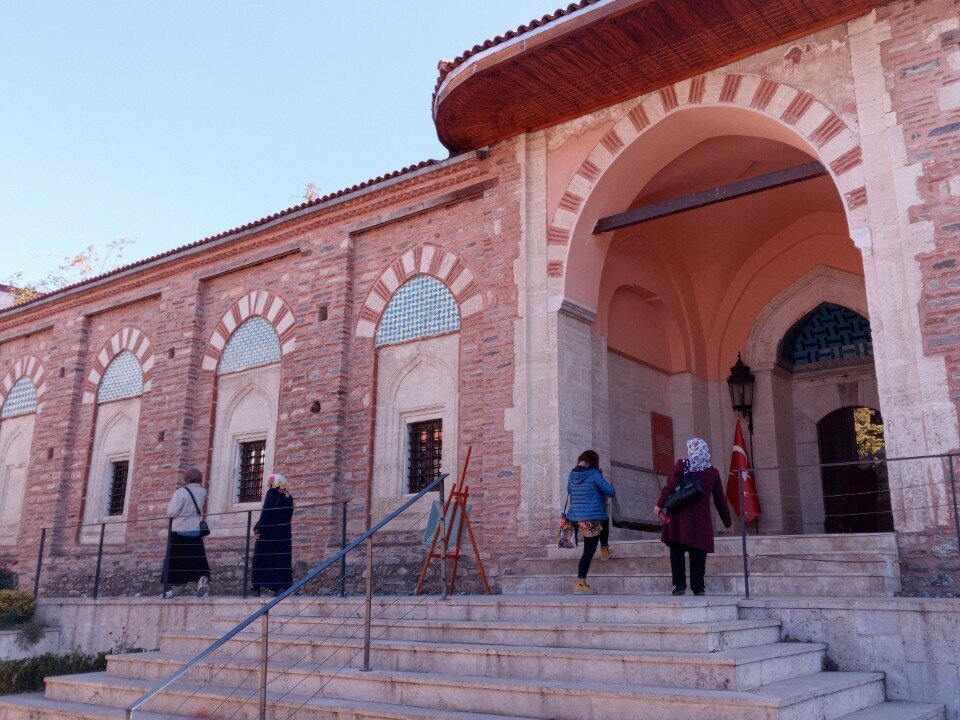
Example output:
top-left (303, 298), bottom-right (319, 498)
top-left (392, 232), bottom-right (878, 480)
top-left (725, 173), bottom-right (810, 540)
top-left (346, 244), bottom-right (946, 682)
top-left (164, 532), bottom-right (211, 586)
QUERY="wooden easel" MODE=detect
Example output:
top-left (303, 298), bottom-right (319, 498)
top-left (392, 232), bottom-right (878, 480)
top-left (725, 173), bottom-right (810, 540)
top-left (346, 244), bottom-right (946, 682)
top-left (415, 446), bottom-right (492, 595)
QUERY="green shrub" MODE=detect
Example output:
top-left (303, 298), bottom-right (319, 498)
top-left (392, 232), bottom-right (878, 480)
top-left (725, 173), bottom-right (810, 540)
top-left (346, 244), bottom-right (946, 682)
top-left (15, 621), bottom-right (47, 651)
top-left (0, 651), bottom-right (106, 695)
top-left (0, 590), bottom-right (36, 626)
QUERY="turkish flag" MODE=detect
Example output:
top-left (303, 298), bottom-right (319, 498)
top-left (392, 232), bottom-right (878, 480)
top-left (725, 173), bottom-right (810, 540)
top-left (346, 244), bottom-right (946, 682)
top-left (726, 419), bottom-right (761, 523)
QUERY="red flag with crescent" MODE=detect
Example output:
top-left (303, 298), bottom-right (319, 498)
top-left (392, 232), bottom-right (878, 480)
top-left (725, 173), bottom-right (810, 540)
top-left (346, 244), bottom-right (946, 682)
top-left (726, 419), bottom-right (761, 523)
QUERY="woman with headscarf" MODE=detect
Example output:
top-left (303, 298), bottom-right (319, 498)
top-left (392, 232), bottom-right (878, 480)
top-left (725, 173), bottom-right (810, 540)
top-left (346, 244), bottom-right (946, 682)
top-left (162, 468), bottom-right (211, 599)
top-left (250, 474), bottom-right (294, 596)
top-left (654, 438), bottom-right (732, 596)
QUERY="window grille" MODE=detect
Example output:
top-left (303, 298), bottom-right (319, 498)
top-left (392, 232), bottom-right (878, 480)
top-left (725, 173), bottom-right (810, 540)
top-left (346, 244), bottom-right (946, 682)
top-left (407, 419), bottom-right (442, 494)
top-left (778, 303), bottom-right (873, 371)
top-left (97, 351), bottom-right (144, 403)
top-left (107, 460), bottom-right (129, 516)
top-left (237, 440), bottom-right (266, 503)
top-left (376, 275), bottom-right (460, 346)
top-left (218, 317), bottom-right (282, 375)
top-left (1, 377), bottom-right (38, 418)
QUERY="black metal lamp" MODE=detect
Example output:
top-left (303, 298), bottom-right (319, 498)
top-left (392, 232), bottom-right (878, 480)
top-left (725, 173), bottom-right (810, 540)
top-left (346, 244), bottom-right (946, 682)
top-left (727, 352), bottom-right (756, 434)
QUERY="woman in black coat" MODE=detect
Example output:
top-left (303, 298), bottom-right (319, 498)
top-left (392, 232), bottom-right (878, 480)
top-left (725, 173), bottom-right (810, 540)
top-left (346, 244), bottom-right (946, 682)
top-left (250, 474), bottom-right (294, 595)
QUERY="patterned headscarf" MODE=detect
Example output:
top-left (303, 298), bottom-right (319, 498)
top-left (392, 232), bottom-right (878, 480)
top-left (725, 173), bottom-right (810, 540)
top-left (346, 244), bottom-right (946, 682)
top-left (686, 438), bottom-right (711, 472)
top-left (268, 473), bottom-right (288, 493)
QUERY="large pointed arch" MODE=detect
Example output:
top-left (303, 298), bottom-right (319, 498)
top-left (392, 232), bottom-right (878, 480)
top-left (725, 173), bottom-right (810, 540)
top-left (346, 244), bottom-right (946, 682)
top-left (202, 290), bottom-right (296, 373)
top-left (83, 328), bottom-right (154, 404)
top-left (0, 356), bottom-right (46, 415)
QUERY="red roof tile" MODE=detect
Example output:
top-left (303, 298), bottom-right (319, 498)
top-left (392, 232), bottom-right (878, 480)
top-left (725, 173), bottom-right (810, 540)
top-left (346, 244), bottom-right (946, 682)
top-left (0, 159), bottom-right (439, 316)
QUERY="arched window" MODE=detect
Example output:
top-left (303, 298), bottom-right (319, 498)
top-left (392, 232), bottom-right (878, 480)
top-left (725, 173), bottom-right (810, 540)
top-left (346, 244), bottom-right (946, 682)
top-left (778, 303), bottom-right (872, 372)
top-left (1, 377), bottom-right (38, 418)
top-left (218, 317), bottom-right (282, 375)
top-left (375, 275), bottom-right (461, 347)
top-left (97, 351), bottom-right (144, 403)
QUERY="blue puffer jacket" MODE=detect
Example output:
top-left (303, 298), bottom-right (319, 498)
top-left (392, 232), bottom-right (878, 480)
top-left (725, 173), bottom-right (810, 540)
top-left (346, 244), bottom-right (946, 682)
top-left (565, 467), bottom-right (616, 521)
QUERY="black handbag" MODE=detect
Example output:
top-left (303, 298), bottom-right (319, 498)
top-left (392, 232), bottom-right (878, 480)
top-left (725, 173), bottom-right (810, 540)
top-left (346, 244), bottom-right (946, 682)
top-left (663, 461), bottom-right (704, 514)
top-left (184, 487), bottom-right (211, 538)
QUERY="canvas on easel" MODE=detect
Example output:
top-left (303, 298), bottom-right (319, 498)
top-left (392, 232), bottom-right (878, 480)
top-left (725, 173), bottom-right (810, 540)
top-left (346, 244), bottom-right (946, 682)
top-left (415, 446), bottom-right (492, 595)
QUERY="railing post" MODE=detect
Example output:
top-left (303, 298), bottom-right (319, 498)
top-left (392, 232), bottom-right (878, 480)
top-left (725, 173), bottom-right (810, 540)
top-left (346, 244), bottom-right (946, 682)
top-left (258, 609), bottom-right (268, 720)
top-left (361, 536), bottom-right (373, 671)
top-left (739, 470), bottom-right (750, 600)
top-left (243, 510), bottom-right (252, 599)
top-left (949, 455), bottom-right (960, 557)
top-left (162, 517), bottom-right (173, 598)
top-left (33, 527), bottom-right (47, 597)
top-left (93, 523), bottom-right (106, 599)
top-left (439, 476), bottom-right (448, 601)
top-left (339, 500), bottom-right (348, 598)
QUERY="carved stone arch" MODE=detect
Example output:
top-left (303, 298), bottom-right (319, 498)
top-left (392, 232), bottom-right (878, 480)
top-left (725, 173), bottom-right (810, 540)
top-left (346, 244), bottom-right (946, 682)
top-left (547, 72), bottom-right (867, 294)
top-left (221, 378), bottom-right (276, 420)
top-left (383, 352), bottom-right (458, 404)
top-left (0, 355), bottom-right (46, 415)
top-left (746, 266), bottom-right (869, 370)
top-left (356, 244), bottom-right (483, 338)
top-left (201, 290), bottom-right (296, 373)
top-left (83, 328), bottom-right (154, 404)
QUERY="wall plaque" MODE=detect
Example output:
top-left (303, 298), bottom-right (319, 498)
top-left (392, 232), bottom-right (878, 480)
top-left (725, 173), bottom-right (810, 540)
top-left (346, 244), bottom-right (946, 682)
top-left (651, 412), bottom-right (675, 475)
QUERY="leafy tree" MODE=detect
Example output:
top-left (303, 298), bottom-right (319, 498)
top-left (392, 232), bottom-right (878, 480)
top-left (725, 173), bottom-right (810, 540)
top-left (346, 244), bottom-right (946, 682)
top-left (4, 237), bottom-right (135, 305)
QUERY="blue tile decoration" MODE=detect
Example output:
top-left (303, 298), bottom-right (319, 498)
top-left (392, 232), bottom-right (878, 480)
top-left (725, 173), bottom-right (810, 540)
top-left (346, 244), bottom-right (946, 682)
top-left (375, 275), bottom-right (461, 347)
top-left (97, 351), bottom-right (144, 403)
top-left (218, 316), bottom-right (281, 375)
top-left (1, 377), bottom-right (38, 418)
top-left (779, 302), bottom-right (873, 371)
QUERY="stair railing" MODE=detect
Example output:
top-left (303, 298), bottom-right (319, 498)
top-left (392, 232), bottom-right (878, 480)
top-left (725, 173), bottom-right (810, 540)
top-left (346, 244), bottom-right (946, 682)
top-left (125, 472), bottom-right (450, 720)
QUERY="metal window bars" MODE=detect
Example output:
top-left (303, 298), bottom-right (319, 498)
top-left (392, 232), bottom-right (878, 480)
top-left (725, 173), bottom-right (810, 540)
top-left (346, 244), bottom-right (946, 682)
top-left (107, 460), bottom-right (129, 516)
top-left (238, 440), bottom-right (266, 504)
top-left (408, 418), bottom-right (442, 494)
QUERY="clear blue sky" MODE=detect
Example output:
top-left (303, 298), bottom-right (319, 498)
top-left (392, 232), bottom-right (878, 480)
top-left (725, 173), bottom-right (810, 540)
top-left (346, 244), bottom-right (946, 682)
top-left (0, 1), bottom-right (551, 284)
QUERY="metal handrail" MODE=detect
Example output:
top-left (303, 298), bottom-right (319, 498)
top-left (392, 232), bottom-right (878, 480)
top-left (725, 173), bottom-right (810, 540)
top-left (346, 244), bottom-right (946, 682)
top-left (738, 450), bottom-right (960, 474)
top-left (125, 472), bottom-right (449, 720)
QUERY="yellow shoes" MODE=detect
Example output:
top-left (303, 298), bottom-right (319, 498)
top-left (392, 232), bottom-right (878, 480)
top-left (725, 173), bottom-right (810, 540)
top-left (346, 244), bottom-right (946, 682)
top-left (600, 546), bottom-right (613, 560)
top-left (574, 579), bottom-right (598, 595)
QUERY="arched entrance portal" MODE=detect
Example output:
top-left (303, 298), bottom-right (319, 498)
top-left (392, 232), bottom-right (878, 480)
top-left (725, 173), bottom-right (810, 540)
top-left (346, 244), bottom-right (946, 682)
top-left (553, 100), bottom-right (883, 536)
top-left (817, 407), bottom-right (893, 534)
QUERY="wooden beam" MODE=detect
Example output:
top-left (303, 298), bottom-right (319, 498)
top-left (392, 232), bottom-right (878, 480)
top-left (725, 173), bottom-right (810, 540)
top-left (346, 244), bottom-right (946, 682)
top-left (592, 161), bottom-right (828, 234)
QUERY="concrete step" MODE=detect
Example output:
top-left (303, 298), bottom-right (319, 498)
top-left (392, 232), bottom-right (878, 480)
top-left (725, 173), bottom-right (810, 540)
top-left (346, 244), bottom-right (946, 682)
top-left (151, 633), bottom-right (824, 691)
top-left (500, 572), bottom-right (898, 597)
top-left (542, 533), bottom-right (899, 560)
top-left (41, 665), bottom-right (890, 720)
top-left (0, 694), bottom-right (186, 720)
top-left (527, 552), bottom-right (899, 576)
top-left (265, 594), bottom-right (743, 624)
top-left (211, 614), bottom-right (784, 652)
top-left (834, 700), bottom-right (945, 719)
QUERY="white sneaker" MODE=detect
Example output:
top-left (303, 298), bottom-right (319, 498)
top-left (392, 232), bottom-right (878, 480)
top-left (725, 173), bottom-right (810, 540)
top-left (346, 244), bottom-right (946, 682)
top-left (197, 576), bottom-right (210, 598)
top-left (159, 589), bottom-right (176, 599)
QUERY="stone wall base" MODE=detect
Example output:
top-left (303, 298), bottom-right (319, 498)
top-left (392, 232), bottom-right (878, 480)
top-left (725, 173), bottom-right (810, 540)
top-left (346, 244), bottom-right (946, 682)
top-left (896, 527), bottom-right (960, 597)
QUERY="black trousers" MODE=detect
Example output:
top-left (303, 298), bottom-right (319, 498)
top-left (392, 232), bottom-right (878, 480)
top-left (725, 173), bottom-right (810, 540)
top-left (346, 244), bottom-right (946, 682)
top-left (577, 518), bottom-right (610, 579)
top-left (669, 542), bottom-right (707, 593)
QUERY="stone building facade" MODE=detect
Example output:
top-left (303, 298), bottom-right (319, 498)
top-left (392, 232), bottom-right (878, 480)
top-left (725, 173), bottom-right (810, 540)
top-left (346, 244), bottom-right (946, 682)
top-left (0, 0), bottom-right (958, 595)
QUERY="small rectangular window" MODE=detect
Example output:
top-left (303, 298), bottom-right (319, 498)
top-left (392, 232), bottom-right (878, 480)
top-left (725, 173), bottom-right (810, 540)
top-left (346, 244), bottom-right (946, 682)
top-left (107, 461), bottom-right (129, 516)
top-left (407, 419), bottom-right (442, 494)
top-left (237, 440), bottom-right (266, 503)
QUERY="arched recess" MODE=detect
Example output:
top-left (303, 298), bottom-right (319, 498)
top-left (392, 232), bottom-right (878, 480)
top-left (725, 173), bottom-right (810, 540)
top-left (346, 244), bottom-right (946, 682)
top-left (547, 72), bottom-right (866, 310)
top-left (0, 423), bottom-right (33, 546)
top-left (83, 328), bottom-right (153, 404)
top-left (370, 270), bottom-right (463, 525)
top-left (356, 245), bottom-right (482, 339)
top-left (0, 355), bottom-right (46, 413)
top-left (201, 290), bottom-right (296, 373)
top-left (81, 338), bottom-right (150, 542)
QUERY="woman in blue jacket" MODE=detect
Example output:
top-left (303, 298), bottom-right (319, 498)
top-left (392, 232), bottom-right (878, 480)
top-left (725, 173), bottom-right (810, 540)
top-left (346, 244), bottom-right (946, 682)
top-left (566, 450), bottom-right (616, 594)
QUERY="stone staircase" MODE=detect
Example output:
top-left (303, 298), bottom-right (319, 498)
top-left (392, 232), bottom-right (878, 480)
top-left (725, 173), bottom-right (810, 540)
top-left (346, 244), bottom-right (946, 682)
top-left (0, 594), bottom-right (943, 719)
top-left (502, 533), bottom-right (902, 596)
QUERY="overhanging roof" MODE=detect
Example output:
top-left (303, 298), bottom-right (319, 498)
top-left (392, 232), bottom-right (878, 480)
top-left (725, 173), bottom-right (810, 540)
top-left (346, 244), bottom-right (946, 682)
top-left (433, 0), bottom-right (886, 151)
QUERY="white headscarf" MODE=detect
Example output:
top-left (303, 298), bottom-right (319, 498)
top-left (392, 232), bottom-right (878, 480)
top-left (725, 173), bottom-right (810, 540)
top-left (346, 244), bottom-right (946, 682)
top-left (686, 438), bottom-right (711, 472)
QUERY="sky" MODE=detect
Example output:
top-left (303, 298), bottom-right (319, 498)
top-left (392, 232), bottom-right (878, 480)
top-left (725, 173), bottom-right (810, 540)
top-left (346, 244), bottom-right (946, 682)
top-left (0, 1), bottom-right (552, 285)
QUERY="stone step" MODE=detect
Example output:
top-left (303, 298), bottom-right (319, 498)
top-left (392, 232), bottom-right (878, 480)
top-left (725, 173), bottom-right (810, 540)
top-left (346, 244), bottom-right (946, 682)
top-left (41, 664), bottom-right (890, 720)
top-left (264, 594), bottom-right (743, 624)
top-left (834, 700), bottom-right (945, 720)
top-left (150, 633), bottom-right (824, 691)
top-left (211, 614), bottom-right (784, 652)
top-left (25, 677), bottom-right (525, 720)
top-left (528, 552), bottom-right (898, 576)
top-left (542, 533), bottom-right (899, 560)
top-left (500, 572), bottom-right (898, 597)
